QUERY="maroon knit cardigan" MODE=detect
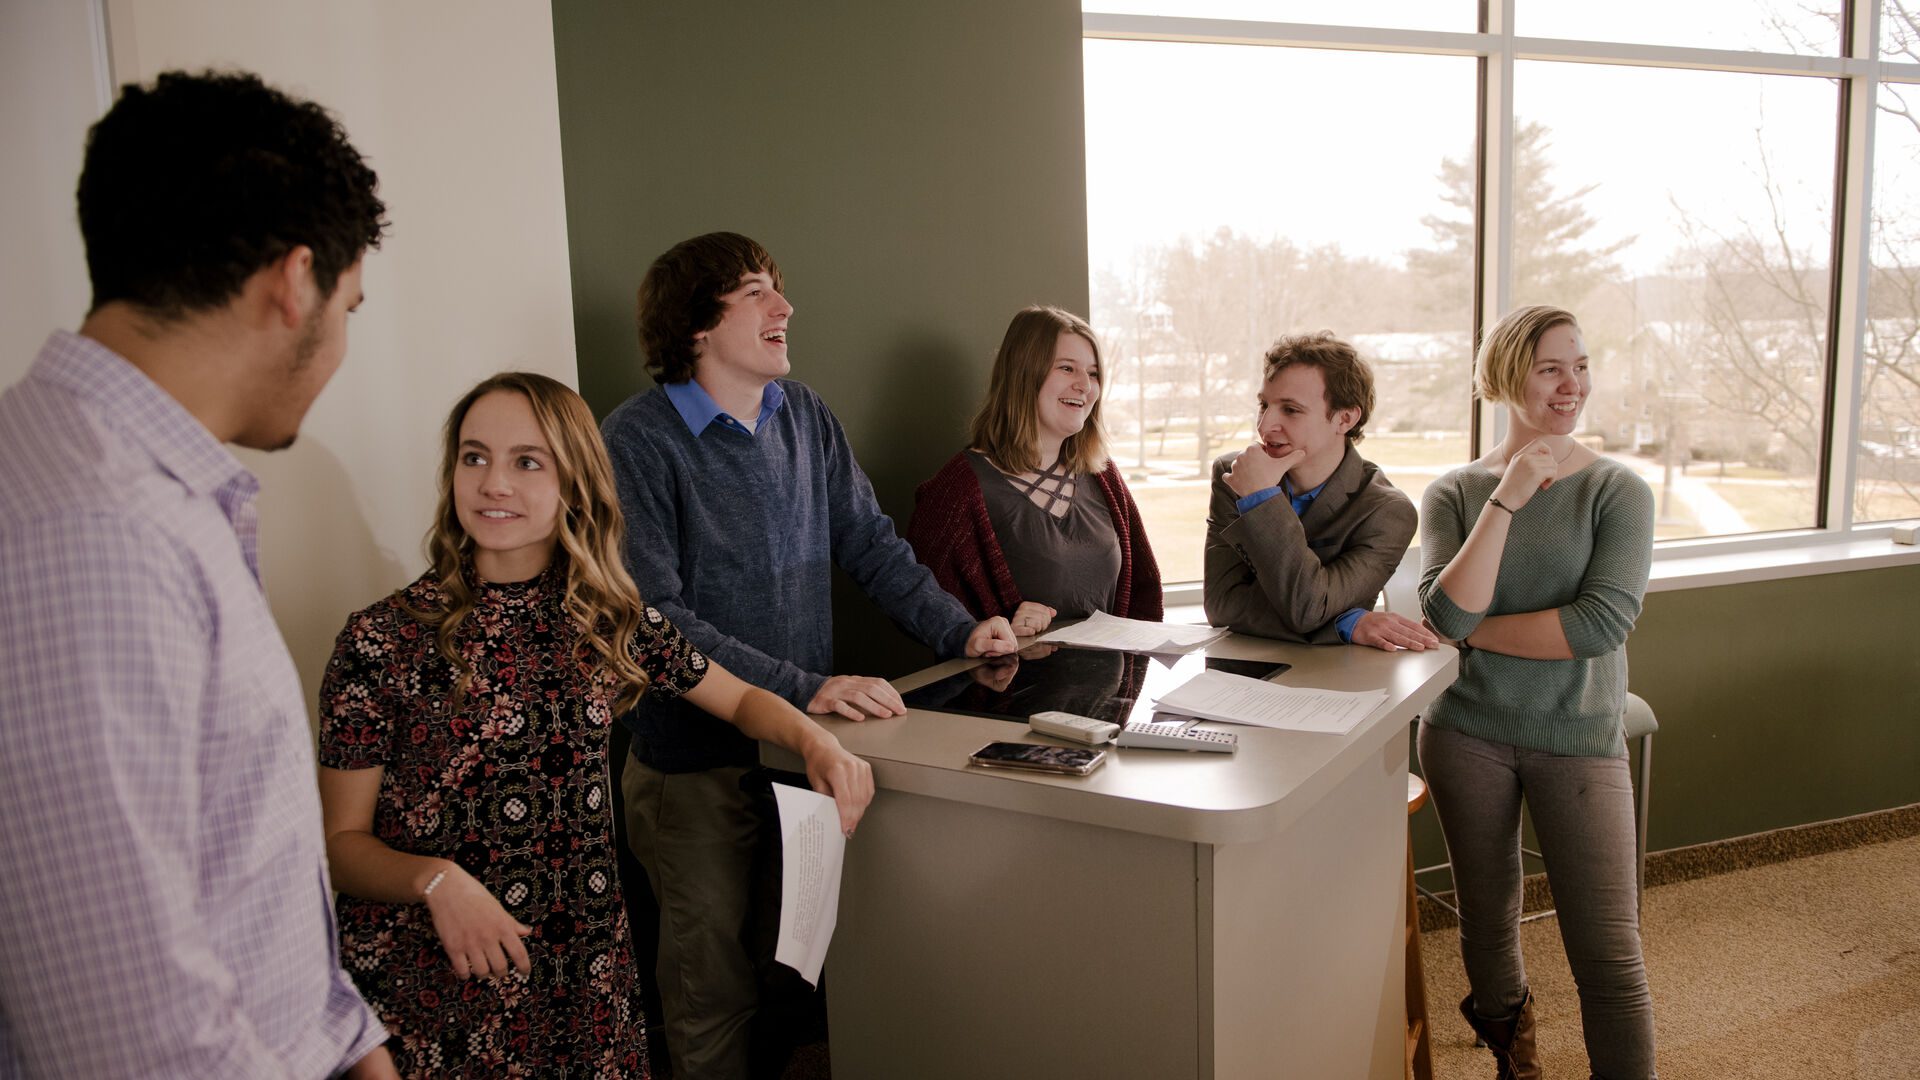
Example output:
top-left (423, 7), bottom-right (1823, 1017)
top-left (904, 452), bottom-right (1163, 622)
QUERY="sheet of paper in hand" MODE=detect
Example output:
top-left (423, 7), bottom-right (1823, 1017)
top-left (772, 783), bottom-right (848, 986)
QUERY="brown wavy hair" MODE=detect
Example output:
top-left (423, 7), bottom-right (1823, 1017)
top-left (968, 305), bottom-right (1110, 474)
top-left (638, 232), bottom-right (783, 384)
top-left (1260, 331), bottom-right (1377, 443)
top-left (406, 372), bottom-right (658, 713)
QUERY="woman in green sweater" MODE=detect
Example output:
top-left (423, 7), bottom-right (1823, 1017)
top-left (1419, 306), bottom-right (1657, 1079)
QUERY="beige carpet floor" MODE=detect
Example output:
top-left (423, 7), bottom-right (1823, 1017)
top-left (1420, 834), bottom-right (1920, 1079)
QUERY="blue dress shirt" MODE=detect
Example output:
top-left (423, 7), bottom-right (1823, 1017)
top-left (663, 377), bottom-right (787, 437)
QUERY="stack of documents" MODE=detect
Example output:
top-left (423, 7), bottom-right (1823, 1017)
top-left (1037, 611), bottom-right (1227, 655)
top-left (1153, 669), bottom-right (1388, 736)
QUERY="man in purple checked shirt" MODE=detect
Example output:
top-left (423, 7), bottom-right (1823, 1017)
top-left (0, 71), bottom-right (397, 1078)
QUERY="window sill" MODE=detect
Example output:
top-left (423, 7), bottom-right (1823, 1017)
top-left (1642, 532), bottom-right (1920, 593)
top-left (1161, 526), bottom-right (1920, 619)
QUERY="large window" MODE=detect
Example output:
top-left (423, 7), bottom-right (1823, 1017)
top-left (1510, 61), bottom-right (1838, 539)
top-left (1859, 78), bottom-right (1920, 521)
top-left (1085, 41), bottom-right (1475, 580)
top-left (1085, 1), bottom-right (1920, 585)
top-left (1517, 0), bottom-right (1842, 54)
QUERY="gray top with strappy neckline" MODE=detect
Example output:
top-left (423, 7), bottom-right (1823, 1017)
top-left (965, 450), bottom-right (1120, 619)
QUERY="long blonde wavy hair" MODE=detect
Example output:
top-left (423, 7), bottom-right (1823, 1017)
top-left (407, 372), bottom-right (657, 713)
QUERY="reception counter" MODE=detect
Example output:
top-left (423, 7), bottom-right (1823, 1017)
top-left (771, 635), bottom-right (1458, 1080)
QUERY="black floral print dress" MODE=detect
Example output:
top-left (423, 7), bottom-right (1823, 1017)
top-left (319, 563), bottom-right (707, 1078)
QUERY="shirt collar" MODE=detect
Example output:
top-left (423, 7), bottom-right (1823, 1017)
top-left (662, 377), bottom-right (786, 436)
top-left (31, 330), bottom-right (253, 500)
top-left (1284, 475), bottom-right (1329, 505)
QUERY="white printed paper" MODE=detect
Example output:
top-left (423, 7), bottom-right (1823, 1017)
top-left (1037, 610), bottom-right (1228, 655)
top-left (1153, 669), bottom-right (1388, 735)
top-left (771, 783), bottom-right (847, 987)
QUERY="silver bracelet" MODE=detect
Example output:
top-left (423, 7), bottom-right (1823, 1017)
top-left (421, 867), bottom-right (449, 900)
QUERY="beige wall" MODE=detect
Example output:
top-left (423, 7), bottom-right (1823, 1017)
top-left (0, 2), bottom-right (579, 721)
top-left (0, 3), bottom-right (102, 366)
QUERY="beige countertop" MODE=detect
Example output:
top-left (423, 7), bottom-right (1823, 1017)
top-left (768, 634), bottom-right (1458, 846)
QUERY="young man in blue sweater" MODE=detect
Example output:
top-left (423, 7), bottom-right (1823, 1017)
top-left (602, 232), bottom-right (1017, 1079)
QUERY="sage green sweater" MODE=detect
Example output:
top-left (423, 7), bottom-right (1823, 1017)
top-left (1419, 457), bottom-right (1654, 758)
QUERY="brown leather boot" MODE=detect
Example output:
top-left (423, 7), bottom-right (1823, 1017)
top-left (1458, 991), bottom-right (1541, 1080)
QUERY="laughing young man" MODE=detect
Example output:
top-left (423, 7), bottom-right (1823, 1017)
top-left (1203, 332), bottom-right (1436, 651)
top-left (600, 232), bottom-right (1017, 1079)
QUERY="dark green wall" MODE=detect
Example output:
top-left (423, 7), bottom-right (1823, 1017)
top-left (1624, 565), bottom-right (1920, 842)
top-left (552, 3), bottom-right (1920, 851)
top-left (553, 0), bottom-right (1088, 674)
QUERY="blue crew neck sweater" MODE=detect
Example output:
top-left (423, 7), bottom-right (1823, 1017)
top-left (602, 379), bottom-right (975, 772)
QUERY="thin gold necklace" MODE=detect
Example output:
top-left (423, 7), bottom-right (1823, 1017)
top-left (1499, 437), bottom-right (1577, 467)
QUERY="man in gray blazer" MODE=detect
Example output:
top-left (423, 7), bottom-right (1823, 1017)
top-left (1204, 332), bottom-right (1437, 650)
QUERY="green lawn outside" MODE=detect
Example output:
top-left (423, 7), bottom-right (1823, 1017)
top-left (1853, 479), bottom-right (1920, 523)
top-left (1128, 482), bottom-right (1212, 585)
top-left (1365, 434), bottom-right (1473, 469)
top-left (1643, 481), bottom-right (1704, 539)
top-left (1705, 481), bottom-right (1819, 533)
top-left (1121, 446), bottom-right (1911, 585)
top-left (1126, 469), bottom-right (1441, 585)
top-left (1709, 463), bottom-right (1793, 480)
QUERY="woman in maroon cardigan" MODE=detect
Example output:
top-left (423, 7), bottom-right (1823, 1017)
top-left (906, 306), bottom-right (1161, 635)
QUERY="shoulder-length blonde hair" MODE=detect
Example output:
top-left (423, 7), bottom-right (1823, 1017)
top-left (1476, 305), bottom-right (1579, 405)
top-left (968, 305), bottom-right (1110, 475)
top-left (406, 372), bottom-right (657, 714)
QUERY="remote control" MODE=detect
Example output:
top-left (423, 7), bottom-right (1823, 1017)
top-left (1114, 716), bottom-right (1238, 753)
top-left (1029, 710), bottom-right (1120, 745)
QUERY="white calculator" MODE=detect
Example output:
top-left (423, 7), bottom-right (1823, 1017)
top-left (1115, 715), bottom-right (1238, 753)
top-left (1029, 710), bottom-right (1120, 745)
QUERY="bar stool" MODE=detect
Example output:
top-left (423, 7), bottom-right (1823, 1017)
top-left (1404, 774), bottom-right (1434, 1080)
top-left (1413, 693), bottom-right (1659, 922)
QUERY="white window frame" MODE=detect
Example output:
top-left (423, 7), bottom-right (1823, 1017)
top-left (1084, 2), bottom-right (1920, 606)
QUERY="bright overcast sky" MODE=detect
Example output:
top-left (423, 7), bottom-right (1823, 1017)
top-left (1083, 2), bottom-right (1858, 278)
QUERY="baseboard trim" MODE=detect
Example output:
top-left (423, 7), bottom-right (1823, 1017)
top-left (1416, 801), bottom-right (1920, 932)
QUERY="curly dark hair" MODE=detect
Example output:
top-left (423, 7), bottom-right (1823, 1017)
top-left (77, 69), bottom-right (387, 319)
top-left (1261, 331), bottom-right (1377, 443)
top-left (637, 232), bottom-right (783, 383)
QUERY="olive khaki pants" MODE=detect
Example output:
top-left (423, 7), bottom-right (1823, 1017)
top-left (622, 757), bottom-right (783, 1080)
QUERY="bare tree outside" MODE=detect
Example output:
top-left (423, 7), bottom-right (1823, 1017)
top-left (1084, 7), bottom-right (1920, 585)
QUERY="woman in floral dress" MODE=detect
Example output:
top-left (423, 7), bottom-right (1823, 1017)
top-left (316, 372), bottom-right (873, 1077)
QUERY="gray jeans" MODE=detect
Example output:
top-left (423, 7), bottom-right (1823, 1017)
top-left (1418, 720), bottom-right (1657, 1080)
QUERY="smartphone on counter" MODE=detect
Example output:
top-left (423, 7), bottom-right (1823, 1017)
top-left (967, 740), bottom-right (1107, 776)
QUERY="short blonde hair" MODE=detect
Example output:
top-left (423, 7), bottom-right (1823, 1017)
top-left (969, 306), bottom-right (1110, 474)
top-left (1476, 305), bottom-right (1579, 405)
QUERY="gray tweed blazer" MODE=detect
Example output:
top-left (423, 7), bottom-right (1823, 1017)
top-left (1202, 443), bottom-right (1417, 644)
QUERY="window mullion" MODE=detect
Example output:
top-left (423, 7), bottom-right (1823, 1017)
top-left (1475, 0), bottom-right (1517, 454)
top-left (1825, 2), bottom-right (1883, 532)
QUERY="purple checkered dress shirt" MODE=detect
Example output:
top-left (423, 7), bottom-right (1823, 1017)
top-left (0, 332), bottom-right (386, 1077)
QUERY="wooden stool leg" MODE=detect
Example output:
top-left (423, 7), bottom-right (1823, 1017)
top-left (1406, 834), bottom-right (1433, 1080)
